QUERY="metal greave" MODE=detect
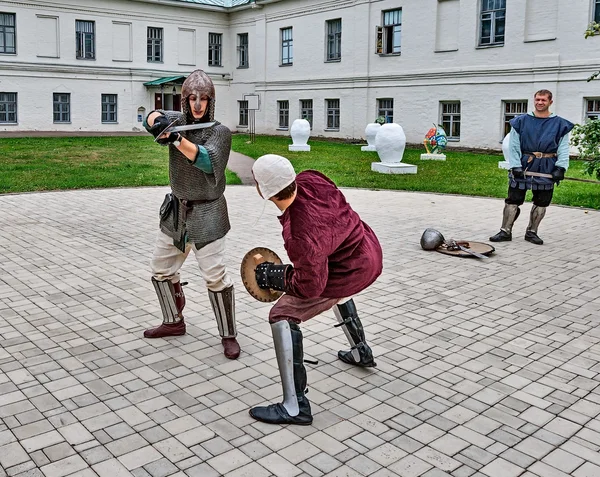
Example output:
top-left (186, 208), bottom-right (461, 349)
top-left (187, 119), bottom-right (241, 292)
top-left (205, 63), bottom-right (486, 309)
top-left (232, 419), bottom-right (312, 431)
top-left (500, 204), bottom-right (520, 234)
top-left (208, 286), bottom-right (237, 338)
top-left (152, 278), bottom-right (181, 324)
top-left (271, 321), bottom-right (300, 417)
top-left (527, 205), bottom-right (546, 233)
top-left (333, 299), bottom-right (367, 363)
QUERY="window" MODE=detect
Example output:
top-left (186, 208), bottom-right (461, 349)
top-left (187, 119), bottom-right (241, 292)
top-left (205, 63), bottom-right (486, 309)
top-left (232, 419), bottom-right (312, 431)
top-left (479, 0), bottom-right (506, 46)
top-left (595, 0), bottom-right (600, 22)
top-left (0, 92), bottom-right (17, 123)
top-left (281, 27), bottom-right (293, 65)
top-left (237, 33), bottom-right (248, 68)
top-left (0, 13), bottom-right (16, 54)
top-left (502, 100), bottom-right (527, 136)
top-left (326, 99), bottom-right (340, 130)
top-left (326, 19), bottom-right (342, 61)
top-left (441, 102), bottom-right (461, 140)
top-left (300, 99), bottom-right (313, 128)
top-left (147, 27), bottom-right (163, 62)
top-left (238, 100), bottom-right (248, 126)
top-left (53, 93), bottom-right (71, 123)
top-left (376, 9), bottom-right (402, 55)
top-left (76, 20), bottom-right (95, 59)
top-left (208, 33), bottom-right (222, 66)
top-left (378, 99), bottom-right (394, 123)
top-left (585, 98), bottom-right (600, 121)
top-left (101, 94), bottom-right (117, 123)
top-left (278, 100), bottom-right (289, 129)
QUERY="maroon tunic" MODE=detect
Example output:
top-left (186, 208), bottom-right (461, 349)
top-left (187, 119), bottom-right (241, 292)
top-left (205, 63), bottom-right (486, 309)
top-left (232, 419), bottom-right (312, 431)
top-left (279, 170), bottom-right (383, 299)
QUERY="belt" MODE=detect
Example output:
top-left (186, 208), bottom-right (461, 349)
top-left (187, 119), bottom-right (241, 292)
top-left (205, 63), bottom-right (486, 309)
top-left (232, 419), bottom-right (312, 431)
top-left (524, 152), bottom-right (557, 159)
top-left (180, 198), bottom-right (217, 207)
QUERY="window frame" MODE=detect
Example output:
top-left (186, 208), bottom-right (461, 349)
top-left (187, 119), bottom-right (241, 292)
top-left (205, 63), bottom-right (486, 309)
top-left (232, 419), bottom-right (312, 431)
top-left (0, 12), bottom-right (16, 54)
top-left (281, 27), bottom-right (293, 66)
top-left (478, 0), bottom-right (506, 47)
top-left (237, 33), bottom-right (249, 68)
top-left (76, 19), bottom-right (95, 60)
top-left (147, 27), bottom-right (163, 63)
top-left (208, 32), bottom-right (222, 67)
top-left (277, 100), bottom-right (289, 129)
top-left (101, 94), bottom-right (118, 123)
top-left (326, 98), bottom-right (340, 130)
top-left (502, 100), bottom-right (527, 137)
top-left (584, 97), bottom-right (600, 121)
top-left (326, 18), bottom-right (342, 62)
top-left (0, 92), bottom-right (17, 123)
top-left (238, 100), bottom-right (249, 127)
top-left (440, 101), bottom-right (461, 141)
top-left (595, 0), bottom-right (600, 23)
top-left (377, 98), bottom-right (394, 124)
top-left (376, 8), bottom-right (402, 55)
top-left (300, 99), bottom-right (313, 129)
top-left (53, 93), bottom-right (71, 123)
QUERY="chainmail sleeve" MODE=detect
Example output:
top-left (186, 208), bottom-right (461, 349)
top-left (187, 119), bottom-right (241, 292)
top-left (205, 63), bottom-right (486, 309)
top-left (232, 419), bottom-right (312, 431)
top-left (201, 124), bottom-right (232, 187)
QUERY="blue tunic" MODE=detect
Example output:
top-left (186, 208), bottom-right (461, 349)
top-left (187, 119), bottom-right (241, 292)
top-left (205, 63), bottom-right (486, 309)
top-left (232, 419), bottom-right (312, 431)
top-left (508, 114), bottom-right (574, 190)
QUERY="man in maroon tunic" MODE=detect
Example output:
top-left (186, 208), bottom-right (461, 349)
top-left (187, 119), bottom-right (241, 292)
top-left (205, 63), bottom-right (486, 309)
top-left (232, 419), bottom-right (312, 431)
top-left (249, 154), bottom-right (383, 425)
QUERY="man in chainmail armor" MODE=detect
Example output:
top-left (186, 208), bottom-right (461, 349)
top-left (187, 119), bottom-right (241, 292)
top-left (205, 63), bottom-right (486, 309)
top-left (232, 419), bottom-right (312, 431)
top-left (143, 69), bottom-right (240, 359)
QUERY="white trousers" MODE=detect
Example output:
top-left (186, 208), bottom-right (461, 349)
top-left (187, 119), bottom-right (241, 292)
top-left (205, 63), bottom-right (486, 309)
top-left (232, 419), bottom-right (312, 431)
top-left (151, 230), bottom-right (233, 291)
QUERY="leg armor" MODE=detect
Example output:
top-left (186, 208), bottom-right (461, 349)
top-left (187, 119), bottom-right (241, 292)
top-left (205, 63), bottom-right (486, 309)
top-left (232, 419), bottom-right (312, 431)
top-left (333, 299), bottom-right (376, 368)
top-left (490, 204), bottom-right (520, 242)
top-left (208, 286), bottom-right (240, 359)
top-left (144, 278), bottom-right (186, 338)
top-left (249, 320), bottom-right (312, 425)
top-left (525, 205), bottom-right (546, 245)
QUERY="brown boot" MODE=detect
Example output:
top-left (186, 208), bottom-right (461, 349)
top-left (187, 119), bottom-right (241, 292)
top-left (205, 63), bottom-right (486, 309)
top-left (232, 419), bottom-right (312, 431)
top-left (222, 337), bottom-right (241, 359)
top-left (144, 320), bottom-right (186, 338)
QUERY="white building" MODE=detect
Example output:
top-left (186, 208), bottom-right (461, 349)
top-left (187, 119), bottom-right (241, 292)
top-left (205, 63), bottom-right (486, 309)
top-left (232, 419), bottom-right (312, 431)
top-left (1, 0), bottom-right (600, 149)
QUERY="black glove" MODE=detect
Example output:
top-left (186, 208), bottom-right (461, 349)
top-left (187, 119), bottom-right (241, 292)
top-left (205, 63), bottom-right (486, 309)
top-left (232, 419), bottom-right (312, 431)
top-left (156, 132), bottom-right (181, 146)
top-left (149, 115), bottom-right (171, 138)
top-left (552, 166), bottom-right (566, 185)
top-left (255, 262), bottom-right (292, 292)
top-left (510, 167), bottom-right (524, 179)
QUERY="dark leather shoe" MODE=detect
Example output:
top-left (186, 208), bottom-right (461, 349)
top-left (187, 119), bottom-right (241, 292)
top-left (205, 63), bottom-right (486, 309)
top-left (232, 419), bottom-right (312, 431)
top-left (490, 230), bottom-right (512, 242)
top-left (249, 402), bottom-right (313, 425)
top-left (222, 337), bottom-right (240, 359)
top-left (144, 320), bottom-right (186, 338)
top-left (338, 344), bottom-right (377, 368)
top-left (524, 231), bottom-right (544, 245)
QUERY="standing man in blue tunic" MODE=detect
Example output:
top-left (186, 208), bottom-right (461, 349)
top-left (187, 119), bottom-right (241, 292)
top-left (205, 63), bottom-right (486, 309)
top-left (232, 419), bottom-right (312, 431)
top-left (490, 90), bottom-right (574, 245)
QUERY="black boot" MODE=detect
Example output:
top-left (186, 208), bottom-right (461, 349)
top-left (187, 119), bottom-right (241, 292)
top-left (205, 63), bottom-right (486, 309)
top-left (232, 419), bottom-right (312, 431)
top-left (525, 205), bottom-right (546, 245)
top-left (250, 321), bottom-right (313, 425)
top-left (334, 300), bottom-right (376, 368)
top-left (490, 204), bottom-right (520, 242)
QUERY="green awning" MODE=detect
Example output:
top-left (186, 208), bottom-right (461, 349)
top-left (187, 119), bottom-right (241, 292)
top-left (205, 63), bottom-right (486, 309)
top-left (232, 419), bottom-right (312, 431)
top-left (143, 75), bottom-right (186, 87)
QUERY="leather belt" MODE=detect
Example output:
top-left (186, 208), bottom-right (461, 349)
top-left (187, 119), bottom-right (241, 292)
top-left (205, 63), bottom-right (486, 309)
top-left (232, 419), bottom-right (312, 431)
top-left (180, 198), bottom-right (217, 207)
top-left (524, 152), bottom-right (557, 158)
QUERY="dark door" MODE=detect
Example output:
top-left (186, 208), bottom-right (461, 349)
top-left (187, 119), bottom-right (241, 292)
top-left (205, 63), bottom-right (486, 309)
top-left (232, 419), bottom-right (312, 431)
top-left (154, 93), bottom-right (162, 110)
top-left (173, 94), bottom-right (181, 111)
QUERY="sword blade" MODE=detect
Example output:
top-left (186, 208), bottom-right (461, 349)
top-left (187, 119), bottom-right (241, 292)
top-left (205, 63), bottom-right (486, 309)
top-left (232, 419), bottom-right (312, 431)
top-left (457, 244), bottom-right (488, 259)
top-left (153, 118), bottom-right (180, 142)
top-left (165, 122), bottom-right (217, 134)
top-left (525, 171), bottom-right (600, 184)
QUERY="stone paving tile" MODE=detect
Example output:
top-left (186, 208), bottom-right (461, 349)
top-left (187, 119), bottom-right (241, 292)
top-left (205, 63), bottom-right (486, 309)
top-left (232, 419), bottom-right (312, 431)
top-left (1, 187), bottom-right (599, 477)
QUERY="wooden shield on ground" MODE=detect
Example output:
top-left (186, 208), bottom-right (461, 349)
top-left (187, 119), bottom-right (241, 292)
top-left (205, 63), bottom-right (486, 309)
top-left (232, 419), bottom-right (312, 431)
top-left (436, 241), bottom-right (495, 258)
top-left (240, 247), bottom-right (284, 302)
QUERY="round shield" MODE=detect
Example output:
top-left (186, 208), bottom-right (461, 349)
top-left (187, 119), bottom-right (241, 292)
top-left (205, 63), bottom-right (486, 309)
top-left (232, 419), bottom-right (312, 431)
top-left (436, 241), bottom-right (495, 258)
top-left (240, 247), bottom-right (284, 302)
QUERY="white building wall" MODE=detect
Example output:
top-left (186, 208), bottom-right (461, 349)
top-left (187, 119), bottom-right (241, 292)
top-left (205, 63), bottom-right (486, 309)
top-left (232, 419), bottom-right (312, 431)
top-left (1, 0), bottom-right (600, 149)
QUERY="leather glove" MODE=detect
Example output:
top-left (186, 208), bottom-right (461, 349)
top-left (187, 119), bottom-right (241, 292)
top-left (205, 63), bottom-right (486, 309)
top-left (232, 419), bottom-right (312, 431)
top-left (156, 132), bottom-right (181, 146)
top-left (149, 115), bottom-right (171, 138)
top-left (552, 166), bottom-right (566, 185)
top-left (510, 167), bottom-right (524, 179)
top-left (255, 262), bottom-right (291, 292)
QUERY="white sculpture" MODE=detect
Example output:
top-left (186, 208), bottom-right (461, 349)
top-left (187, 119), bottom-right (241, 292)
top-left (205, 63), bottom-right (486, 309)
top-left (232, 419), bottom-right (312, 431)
top-left (371, 123), bottom-right (417, 174)
top-left (361, 123), bottom-right (381, 152)
top-left (499, 132), bottom-right (511, 169)
top-left (289, 119), bottom-right (311, 152)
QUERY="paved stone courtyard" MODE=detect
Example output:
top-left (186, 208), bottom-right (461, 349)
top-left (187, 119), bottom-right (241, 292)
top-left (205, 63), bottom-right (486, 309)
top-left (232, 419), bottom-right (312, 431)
top-left (1, 185), bottom-right (599, 477)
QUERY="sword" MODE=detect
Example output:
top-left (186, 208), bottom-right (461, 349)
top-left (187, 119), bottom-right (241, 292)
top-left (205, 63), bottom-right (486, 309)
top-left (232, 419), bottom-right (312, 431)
top-left (444, 240), bottom-right (489, 259)
top-left (525, 171), bottom-right (600, 184)
top-left (154, 120), bottom-right (216, 142)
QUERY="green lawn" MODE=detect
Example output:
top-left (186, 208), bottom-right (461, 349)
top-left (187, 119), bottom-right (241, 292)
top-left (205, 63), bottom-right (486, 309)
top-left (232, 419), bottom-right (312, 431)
top-left (0, 135), bottom-right (598, 209)
top-left (232, 135), bottom-right (600, 210)
top-left (0, 136), bottom-right (241, 193)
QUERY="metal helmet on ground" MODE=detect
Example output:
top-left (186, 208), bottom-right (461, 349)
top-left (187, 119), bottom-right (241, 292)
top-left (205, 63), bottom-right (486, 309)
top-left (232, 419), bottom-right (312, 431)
top-left (181, 69), bottom-right (215, 123)
top-left (420, 228), bottom-right (445, 250)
